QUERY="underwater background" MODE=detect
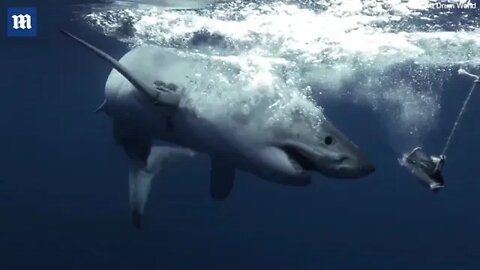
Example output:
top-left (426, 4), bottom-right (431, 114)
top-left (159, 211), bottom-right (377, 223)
top-left (0, 0), bottom-right (480, 269)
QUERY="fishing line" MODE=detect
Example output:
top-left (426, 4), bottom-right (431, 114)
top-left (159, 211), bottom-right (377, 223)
top-left (440, 69), bottom-right (479, 157)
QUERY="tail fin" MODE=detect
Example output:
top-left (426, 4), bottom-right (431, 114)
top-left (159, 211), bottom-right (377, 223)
top-left (60, 30), bottom-right (179, 107)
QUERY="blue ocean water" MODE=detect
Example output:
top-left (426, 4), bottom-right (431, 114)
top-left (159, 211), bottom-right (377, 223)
top-left (0, 0), bottom-right (480, 269)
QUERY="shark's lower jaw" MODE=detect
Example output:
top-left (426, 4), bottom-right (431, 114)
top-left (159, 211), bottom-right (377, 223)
top-left (288, 155), bottom-right (305, 173)
top-left (281, 143), bottom-right (316, 175)
top-left (284, 149), bottom-right (315, 179)
top-left (279, 155), bottom-right (312, 186)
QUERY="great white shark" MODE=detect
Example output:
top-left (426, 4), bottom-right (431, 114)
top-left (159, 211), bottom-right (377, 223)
top-left (61, 30), bottom-right (375, 228)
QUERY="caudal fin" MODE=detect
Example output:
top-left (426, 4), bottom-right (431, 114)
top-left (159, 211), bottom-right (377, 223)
top-left (60, 30), bottom-right (179, 107)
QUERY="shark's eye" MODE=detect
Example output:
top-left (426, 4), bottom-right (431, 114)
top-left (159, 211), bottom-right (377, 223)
top-left (324, 136), bottom-right (334, 145)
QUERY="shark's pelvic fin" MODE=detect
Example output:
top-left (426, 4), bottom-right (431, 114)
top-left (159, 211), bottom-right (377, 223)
top-left (210, 157), bottom-right (235, 200)
top-left (60, 30), bottom-right (179, 107)
top-left (129, 146), bottom-right (195, 229)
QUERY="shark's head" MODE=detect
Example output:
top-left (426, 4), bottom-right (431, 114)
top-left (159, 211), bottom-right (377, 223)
top-left (282, 119), bottom-right (374, 178)
top-left (255, 117), bottom-right (375, 185)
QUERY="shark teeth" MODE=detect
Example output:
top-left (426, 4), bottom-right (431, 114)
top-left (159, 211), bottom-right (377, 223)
top-left (287, 154), bottom-right (306, 173)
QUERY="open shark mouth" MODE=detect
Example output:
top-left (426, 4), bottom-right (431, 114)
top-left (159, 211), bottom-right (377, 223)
top-left (76, 0), bottom-right (480, 151)
top-left (281, 144), bottom-right (316, 173)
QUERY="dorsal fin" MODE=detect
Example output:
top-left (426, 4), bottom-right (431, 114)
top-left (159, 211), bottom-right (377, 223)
top-left (60, 30), bottom-right (179, 107)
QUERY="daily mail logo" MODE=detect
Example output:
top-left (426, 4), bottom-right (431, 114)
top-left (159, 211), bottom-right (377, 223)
top-left (7, 7), bottom-right (37, 37)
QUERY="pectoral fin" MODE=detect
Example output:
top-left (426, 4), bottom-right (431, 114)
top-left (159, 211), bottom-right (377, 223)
top-left (129, 146), bottom-right (195, 229)
top-left (210, 158), bottom-right (235, 201)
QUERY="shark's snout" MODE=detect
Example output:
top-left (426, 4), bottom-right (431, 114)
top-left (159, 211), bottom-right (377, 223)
top-left (339, 157), bottom-right (375, 177)
top-left (334, 150), bottom-right (375, 178)
top-left (277, 136), bottom-right (375, 180)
